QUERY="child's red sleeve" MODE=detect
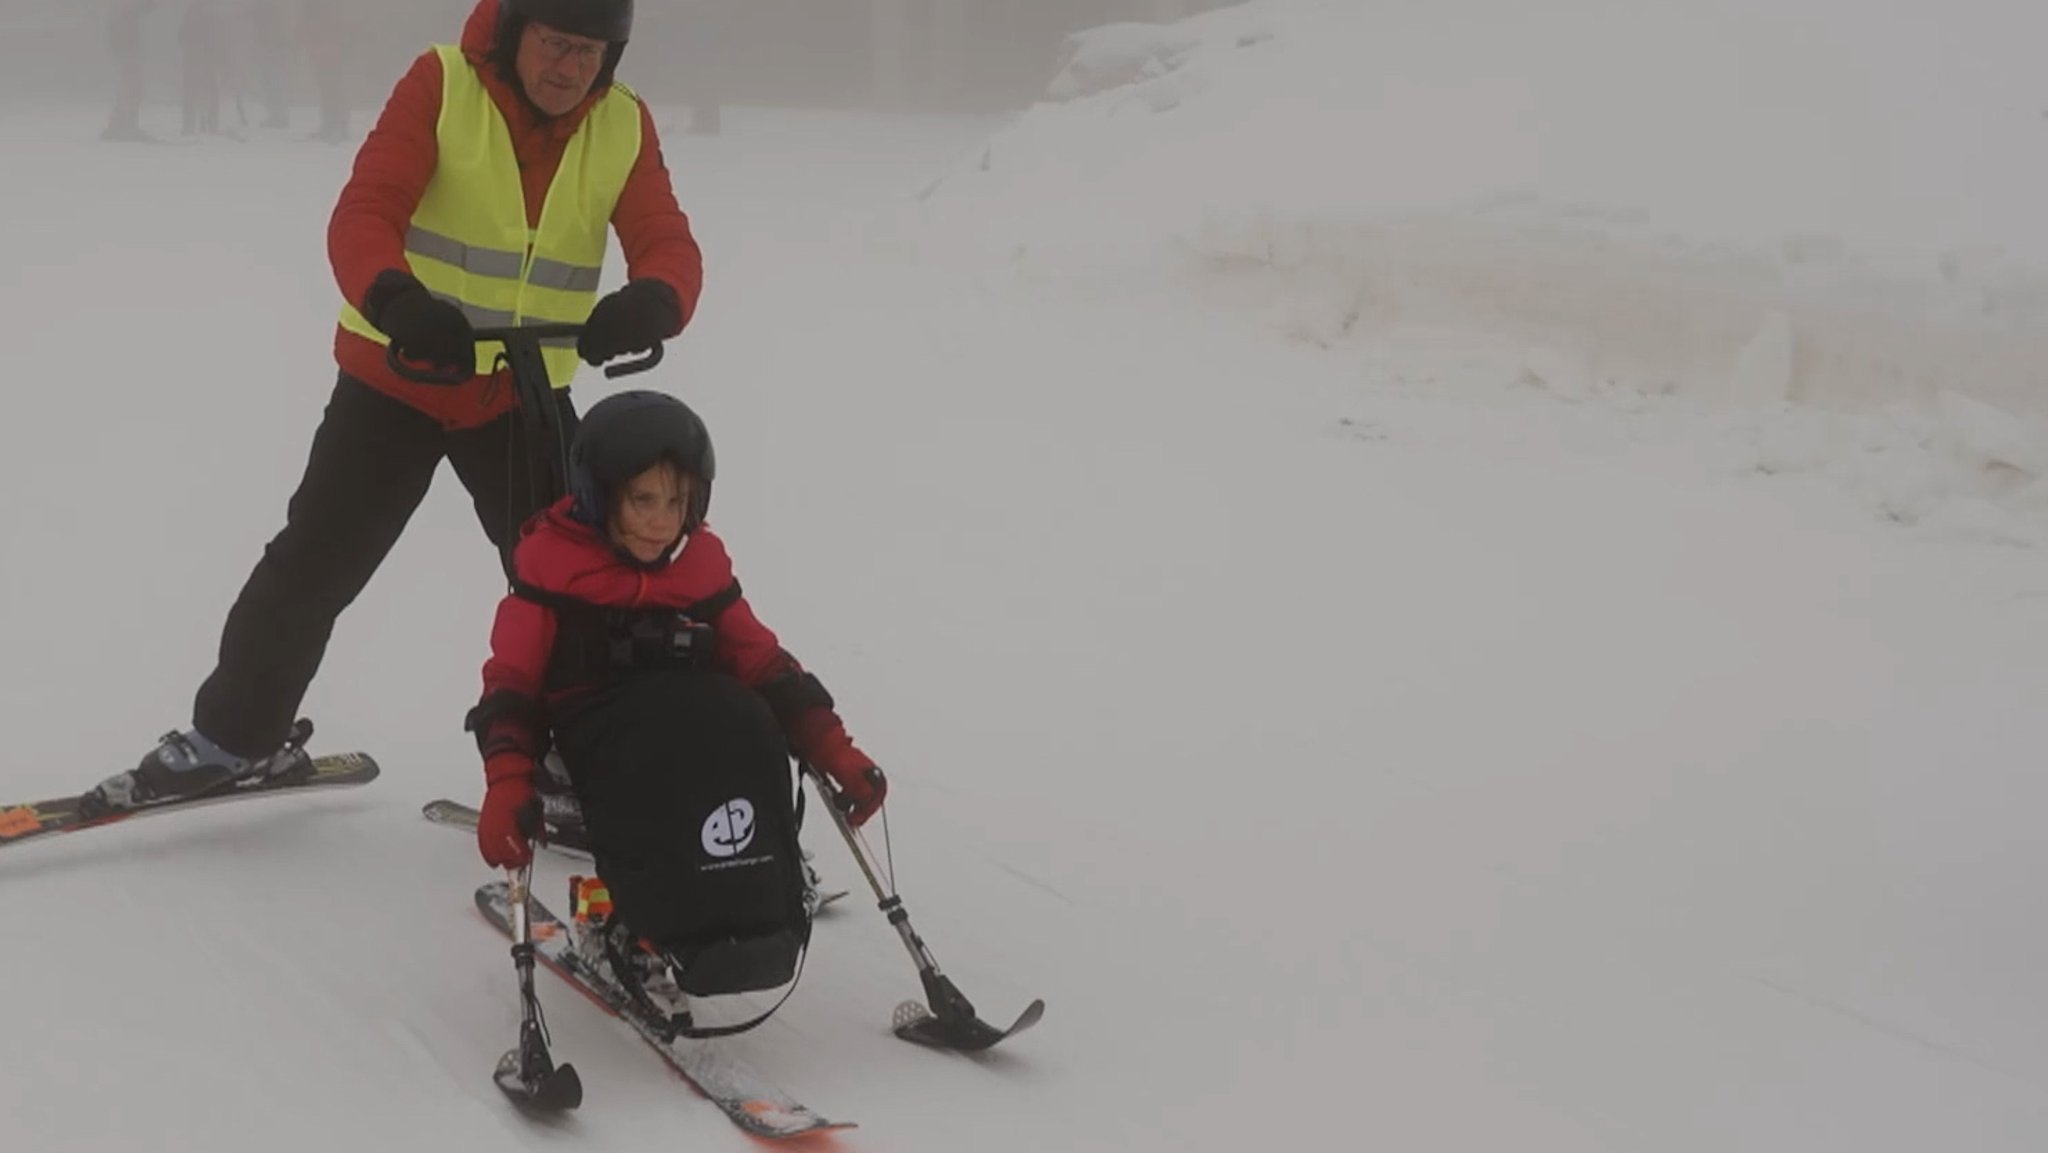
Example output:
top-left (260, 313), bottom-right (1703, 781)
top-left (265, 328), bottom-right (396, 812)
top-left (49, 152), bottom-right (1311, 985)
top-left (708, 587), bottom-right (872, 776)
top-left (711, 594), bottom-right (799, 687)
top-left (472, 593), bottom-right (559, 763)
top-left (688, 531), bottom-right (797, 686)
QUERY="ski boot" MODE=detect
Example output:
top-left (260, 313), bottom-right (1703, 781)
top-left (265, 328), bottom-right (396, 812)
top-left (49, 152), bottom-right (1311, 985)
top-left (81, 719), bottom-right (315, 818)
top-left (606, 926), bottom-right (694, 1040)
top-left (565, 874), bottom-right (616, 975)
top-left (800, 844), bottom-right (826, 919)
top-left (568, 875), bottom-right (693, 1038)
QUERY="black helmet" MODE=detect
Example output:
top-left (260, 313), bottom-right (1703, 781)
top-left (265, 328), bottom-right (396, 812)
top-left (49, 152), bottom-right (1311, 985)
top-left (502, 0), bottom-right (632, 43)
top-left (568, 389), bottom-right (715, 536)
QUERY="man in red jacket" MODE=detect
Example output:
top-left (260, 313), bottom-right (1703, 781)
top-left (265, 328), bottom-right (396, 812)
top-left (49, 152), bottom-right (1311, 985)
top-left (90, 0), bottom-right (704, 812)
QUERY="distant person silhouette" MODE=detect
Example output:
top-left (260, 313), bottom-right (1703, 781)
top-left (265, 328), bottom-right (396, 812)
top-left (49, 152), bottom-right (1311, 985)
top-left (250, 0), bottom-right (294, 129)
top-left (102, 0), bottom-right (157, 141)
top-left (299, 0), bottom-right (352, 142)
top-left (179, 0), bottom-right (226, 136)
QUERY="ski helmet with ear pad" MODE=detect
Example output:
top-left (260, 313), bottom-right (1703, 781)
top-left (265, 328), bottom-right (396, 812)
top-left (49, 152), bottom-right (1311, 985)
top-left (568, 389), bottom-right (715, 533)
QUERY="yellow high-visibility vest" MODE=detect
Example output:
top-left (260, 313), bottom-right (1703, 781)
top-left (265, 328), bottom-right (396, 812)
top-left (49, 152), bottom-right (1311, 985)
top-left (339, 43), bottom-right (643, 386)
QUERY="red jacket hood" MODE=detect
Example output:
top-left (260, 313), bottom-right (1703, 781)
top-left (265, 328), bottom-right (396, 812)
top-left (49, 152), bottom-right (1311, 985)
top-left (461, 0), bottom-right (502, 63)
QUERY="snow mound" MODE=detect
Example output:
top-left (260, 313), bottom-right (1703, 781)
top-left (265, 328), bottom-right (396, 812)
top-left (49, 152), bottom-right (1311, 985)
top-left (1042, 7), bottom-right (1275, 103)
top-left (908, 0), bottom-right (2048, 543)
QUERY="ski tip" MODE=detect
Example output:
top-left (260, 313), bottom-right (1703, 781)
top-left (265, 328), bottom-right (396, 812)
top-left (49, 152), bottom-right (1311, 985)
top-left (314, 750), bottom-right (382, 780)
top-left (733, 1101), bottom-right (857, 1140)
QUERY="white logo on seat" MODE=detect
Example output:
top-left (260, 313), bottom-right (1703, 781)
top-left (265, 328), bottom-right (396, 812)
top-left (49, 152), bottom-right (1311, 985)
top-left (702, 798), bottom-right (756, 858)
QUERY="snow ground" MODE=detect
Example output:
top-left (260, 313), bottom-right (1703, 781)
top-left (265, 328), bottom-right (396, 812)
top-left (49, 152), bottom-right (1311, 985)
top-left (910, 0), bottom-right (2048, 546)
top-left (6, 5), bottom-right (2048, 1147)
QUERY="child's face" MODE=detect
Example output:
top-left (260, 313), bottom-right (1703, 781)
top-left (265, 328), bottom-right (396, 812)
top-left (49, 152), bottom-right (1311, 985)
top-left (608, 462), bottom-right (690, 563)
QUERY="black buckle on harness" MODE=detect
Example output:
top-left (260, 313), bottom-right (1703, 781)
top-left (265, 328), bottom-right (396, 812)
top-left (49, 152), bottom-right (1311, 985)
top-left (605, 612), bottom-right (714, 671)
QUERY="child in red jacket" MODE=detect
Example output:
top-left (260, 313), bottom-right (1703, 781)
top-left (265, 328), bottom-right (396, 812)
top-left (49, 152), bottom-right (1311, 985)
top-left (464, 389), bottom-right (887, 897)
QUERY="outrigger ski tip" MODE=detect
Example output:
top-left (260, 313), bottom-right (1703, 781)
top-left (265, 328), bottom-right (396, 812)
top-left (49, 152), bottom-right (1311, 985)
top-left (799, 766), bottom-right (1045, 1054)
top-left (494, 864), bottom-right (584, 1114)
top-left (894, 980), bottom-right (1046, 1052)
top-left (495, 1031), bottom-right (584, 1113)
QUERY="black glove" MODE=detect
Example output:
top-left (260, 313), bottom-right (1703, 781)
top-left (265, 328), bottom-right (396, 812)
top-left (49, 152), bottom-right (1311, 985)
top-left (578, 280), bottom-right (680, 366)
top-left (367, 272), bottom-right (474, 371)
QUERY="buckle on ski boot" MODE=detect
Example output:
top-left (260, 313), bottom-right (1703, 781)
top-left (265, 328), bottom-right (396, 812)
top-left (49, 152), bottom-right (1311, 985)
top-left (81, 718), bottom-right (314, 818)
top-left (569, 875), bottom-right (613, 924)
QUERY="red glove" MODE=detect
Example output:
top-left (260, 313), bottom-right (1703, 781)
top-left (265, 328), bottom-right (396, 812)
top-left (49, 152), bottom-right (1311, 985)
top-left (788, 709), bottom-right (887, 827)
top-left (832, 764), bottom-right (888, 828)
top-left (477, 754), bottom-right (539, 869)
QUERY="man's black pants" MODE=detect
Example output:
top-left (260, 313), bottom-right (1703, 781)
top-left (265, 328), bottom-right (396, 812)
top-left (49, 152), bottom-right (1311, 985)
top-left (192, 373), bottom-right (578, 758)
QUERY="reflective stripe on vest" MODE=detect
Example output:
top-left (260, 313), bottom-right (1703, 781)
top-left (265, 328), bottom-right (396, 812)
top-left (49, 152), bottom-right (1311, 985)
top-left (338, 44), bottom-right (643, 387)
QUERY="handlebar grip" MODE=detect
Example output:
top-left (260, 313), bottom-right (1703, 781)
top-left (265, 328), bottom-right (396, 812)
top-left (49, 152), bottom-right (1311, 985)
top-left (382, 326), bottom-right (664, 384)
top-left (603, 343), bottom-right (663, 379)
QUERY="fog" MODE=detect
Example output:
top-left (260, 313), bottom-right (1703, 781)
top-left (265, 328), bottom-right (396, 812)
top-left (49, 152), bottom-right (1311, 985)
top-left (10, 2), bottom-right (2048, 1150)
top-left (3, 0), bottom-right (1221, 133)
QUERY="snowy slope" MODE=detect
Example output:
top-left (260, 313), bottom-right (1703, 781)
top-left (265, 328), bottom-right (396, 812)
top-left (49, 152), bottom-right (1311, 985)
top-left (7, 10), bottom-right (2048, 1149)
top-left (908, 0), bottom-right (2048, 544)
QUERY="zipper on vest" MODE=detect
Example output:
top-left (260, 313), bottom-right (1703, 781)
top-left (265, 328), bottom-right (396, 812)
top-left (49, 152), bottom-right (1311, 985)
top-left (514, 226), bottom-right (540, 326)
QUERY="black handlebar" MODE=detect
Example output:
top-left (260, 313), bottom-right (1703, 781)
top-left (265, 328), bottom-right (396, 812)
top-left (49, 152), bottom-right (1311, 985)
top-left (385, 323), bottom-right (664, 385)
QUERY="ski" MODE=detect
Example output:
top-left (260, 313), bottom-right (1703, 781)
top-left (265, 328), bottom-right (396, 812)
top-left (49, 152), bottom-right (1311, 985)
top-left (0, 749), bottom-right (380, 853)
top-left (424, 798), bottom-right (598, 858)
top-left (474, 880), bottom-right (854, 1140)
top-left (426, 799), bottom-right (851, 910)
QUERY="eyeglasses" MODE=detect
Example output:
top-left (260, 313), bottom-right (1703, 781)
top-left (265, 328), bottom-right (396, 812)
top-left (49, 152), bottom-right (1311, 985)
top-left (534, 32), bottom-right (605, 65)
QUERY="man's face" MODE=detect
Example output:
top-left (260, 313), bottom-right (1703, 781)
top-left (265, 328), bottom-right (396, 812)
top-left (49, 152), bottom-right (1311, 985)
top-left (515, 22), bottom-right (608, 116)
